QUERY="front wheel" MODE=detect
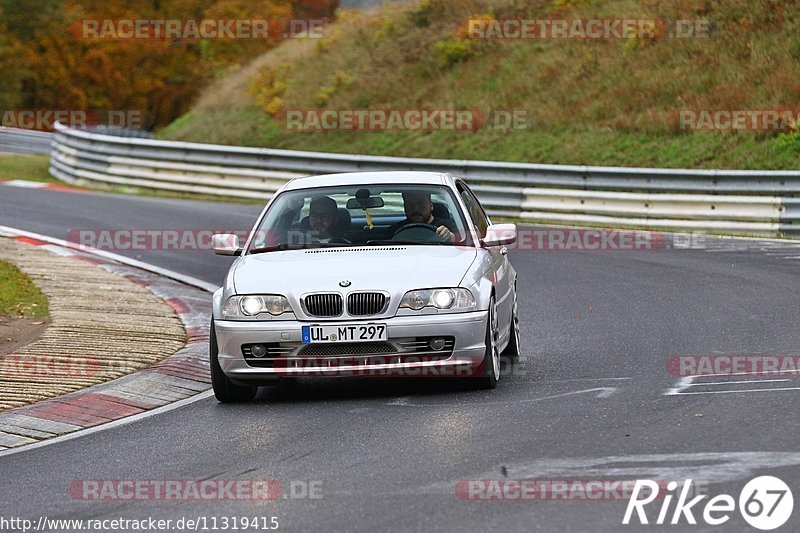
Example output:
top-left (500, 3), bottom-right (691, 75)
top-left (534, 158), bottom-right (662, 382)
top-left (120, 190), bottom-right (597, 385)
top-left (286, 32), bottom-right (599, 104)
top-left (210, 319), bottom-right (257, 403)
top-left (472, 296), bottom-right (500, 390)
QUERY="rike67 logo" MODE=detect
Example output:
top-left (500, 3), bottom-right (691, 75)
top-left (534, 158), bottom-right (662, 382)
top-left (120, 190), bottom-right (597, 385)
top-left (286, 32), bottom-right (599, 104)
top-left (623, 476), bottom-right (794, 530)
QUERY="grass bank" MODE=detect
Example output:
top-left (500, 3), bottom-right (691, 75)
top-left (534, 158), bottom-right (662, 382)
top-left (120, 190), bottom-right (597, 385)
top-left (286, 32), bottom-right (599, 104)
top-left (159, 0), bottom-right (800, 170)
top-left (0, 259), bottom-right (49, 318)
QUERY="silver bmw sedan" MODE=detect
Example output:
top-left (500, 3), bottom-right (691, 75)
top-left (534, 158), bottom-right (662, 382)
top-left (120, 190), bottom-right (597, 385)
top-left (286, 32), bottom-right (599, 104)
top-left (210, 171), bottom-right (519, 402)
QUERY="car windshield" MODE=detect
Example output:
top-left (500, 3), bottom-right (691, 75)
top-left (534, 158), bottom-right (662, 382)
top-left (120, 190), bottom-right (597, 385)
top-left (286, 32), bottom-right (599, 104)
top-left (247, 184), bottom-right (472, 252)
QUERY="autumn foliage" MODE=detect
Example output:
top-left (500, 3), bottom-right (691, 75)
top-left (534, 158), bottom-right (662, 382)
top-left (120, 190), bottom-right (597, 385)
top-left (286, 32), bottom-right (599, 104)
top-left (0, 0), bottom-right (338, 129)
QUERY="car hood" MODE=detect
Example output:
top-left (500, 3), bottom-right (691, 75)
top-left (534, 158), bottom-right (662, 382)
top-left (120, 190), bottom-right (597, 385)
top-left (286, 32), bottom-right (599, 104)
top-left (233, 246), bottom-right (477, 295)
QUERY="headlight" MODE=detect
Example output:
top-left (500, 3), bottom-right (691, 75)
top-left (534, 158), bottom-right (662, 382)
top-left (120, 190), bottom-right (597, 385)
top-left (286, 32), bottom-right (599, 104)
top-left (222, 295), bottom-right (292, 319)
top-left (399, 288), bottom-right (475, 311)
top-left (241, 296), bottom-right (263, 316)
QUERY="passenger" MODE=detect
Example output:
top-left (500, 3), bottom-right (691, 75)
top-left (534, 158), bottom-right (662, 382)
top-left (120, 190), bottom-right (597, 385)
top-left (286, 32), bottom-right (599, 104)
top-left (309, 196), bottom-right (338, 235)
top-left (308, 196), bottom-right (349, 243)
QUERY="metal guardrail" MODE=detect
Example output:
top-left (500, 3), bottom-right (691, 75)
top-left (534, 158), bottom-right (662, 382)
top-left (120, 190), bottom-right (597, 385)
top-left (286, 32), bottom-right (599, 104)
top-left (44, 122), bottom-right (800, 237)
top-left (0, 127), bottom-right (53, 155)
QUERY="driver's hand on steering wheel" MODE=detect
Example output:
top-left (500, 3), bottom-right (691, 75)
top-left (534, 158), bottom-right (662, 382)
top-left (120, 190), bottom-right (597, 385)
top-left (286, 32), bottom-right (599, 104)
top-left (436, 225), bottom-right (455, 242)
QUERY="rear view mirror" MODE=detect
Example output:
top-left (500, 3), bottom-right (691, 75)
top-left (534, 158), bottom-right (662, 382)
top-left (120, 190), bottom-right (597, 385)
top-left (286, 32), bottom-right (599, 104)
top-left (212, 233), bottom-right (242, 255)
top-left (346, 197), bottom-right (384, 209)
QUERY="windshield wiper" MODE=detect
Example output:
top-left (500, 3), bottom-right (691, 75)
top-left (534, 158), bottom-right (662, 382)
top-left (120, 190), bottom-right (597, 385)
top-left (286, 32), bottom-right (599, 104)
top-left (248, 244), bottom-right (290, 254)
top-left (248, 242), bottom-right (354, 254)
top-left (365, 240), bottom-right (445, 246)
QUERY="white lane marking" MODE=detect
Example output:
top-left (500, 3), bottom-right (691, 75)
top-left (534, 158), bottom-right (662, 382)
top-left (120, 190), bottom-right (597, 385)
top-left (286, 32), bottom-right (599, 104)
top-left (2, 180), bottom-right (48, 188)
top-left (665, 370), bottom-right (800, 396)
top-left (0, 225), bottom-right (218, 292)
top-left (387, 387), bottom-right (618, 408)
top-left (671, 387), bottom-right (800, 395)
top-left (682, 369), bottom-right (800, 379)
top-left (592, 387), bottom-right (618, 398)
top-left (0, 390), bottom-right (215, 459)
top-left (698, 378), bottom-right (792, 386)
top-left (548, 377), bottom-right (632, 382)
top-left (690, 369), bottom-right (799, 378)
top-left (664, 376), bottom-right (694, 395)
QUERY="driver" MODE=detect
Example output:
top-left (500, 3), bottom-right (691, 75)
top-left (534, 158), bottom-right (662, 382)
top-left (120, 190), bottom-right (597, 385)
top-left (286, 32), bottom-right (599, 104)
top-left (389, 191), bottom-right (456, 242)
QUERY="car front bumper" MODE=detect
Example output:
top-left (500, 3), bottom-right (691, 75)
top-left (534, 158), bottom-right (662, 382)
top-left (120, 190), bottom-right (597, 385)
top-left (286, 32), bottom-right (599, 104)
top-left (214, 310), bottom-right (488, 383)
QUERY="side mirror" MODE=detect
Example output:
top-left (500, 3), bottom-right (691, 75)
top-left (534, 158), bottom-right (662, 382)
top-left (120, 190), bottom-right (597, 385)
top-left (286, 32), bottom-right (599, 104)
top-left (481, 223), bottom-right (517, 247)
top-left (212, 233), bottom-right (242, 256)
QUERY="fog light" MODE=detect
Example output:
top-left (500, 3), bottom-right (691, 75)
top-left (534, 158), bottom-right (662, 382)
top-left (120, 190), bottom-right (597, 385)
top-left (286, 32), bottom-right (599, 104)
top-left (429, 337), bottom-right (446, 351)
top-left (250, 344), bottom-right (268, 358)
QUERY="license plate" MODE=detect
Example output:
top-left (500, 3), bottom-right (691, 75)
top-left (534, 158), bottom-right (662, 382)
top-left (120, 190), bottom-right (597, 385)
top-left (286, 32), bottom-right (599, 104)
top-left (302, 324), bottom-right (387, 343)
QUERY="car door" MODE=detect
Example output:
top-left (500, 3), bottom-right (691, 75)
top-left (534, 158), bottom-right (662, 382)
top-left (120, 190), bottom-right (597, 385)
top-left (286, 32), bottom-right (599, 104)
top-left (456, 180), bottom-right (514, 341)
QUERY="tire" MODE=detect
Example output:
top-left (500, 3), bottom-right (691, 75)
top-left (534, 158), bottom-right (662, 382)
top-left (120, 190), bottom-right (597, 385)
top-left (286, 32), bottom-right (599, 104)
top-left (500, 284), bottom-right (520, 362)
top-left (473, 296), bottom-right (500, 390)
top-left (210, 319), bottom-right (257, 403)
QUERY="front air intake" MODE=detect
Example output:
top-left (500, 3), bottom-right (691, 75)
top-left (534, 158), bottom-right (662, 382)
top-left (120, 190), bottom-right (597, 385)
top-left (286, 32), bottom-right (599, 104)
top-left (347, 292), bottom-right (387, 316)
top-left (303, 293), bottom-right (343, 317)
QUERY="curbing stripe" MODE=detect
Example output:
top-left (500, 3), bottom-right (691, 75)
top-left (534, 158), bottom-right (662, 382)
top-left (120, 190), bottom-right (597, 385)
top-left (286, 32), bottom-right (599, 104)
top-left (0, 390), bottom-right (215, 458)
top-left (0, 423), bottom-right (54, 439)
top-left (0, 227), bottom-right (216, 457)
top-left (0, 413), bottom-right (82, 434)
top-left (0, 179), bottom-right (85, 193)
top-left (2, 180), bottom-right (47, 188)
top-left (0, 431), bottom-right (37, 447)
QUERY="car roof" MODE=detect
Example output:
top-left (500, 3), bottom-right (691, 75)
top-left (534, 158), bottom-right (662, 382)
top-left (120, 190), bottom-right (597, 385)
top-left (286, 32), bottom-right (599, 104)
top-left (282, 171), bottom-right (452, 191)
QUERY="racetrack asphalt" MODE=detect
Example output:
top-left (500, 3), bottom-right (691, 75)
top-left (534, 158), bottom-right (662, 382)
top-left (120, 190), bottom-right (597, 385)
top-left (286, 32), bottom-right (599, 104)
top-left (1, 185), bottom-right (798, 532)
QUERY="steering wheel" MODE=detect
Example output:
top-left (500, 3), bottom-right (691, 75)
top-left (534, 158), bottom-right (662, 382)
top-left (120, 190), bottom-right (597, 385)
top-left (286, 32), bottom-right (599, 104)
top-left (392, 223), bottom-right (445, 242)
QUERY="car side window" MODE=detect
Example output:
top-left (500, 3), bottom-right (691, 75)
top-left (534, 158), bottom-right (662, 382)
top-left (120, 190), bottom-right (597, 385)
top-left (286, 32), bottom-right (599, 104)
top-left (457, 182), bottom-right (490, 238)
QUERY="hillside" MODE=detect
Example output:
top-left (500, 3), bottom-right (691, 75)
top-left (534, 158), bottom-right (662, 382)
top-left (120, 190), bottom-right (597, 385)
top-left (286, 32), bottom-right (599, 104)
top-left (159, 0), bottom-right (800, 169)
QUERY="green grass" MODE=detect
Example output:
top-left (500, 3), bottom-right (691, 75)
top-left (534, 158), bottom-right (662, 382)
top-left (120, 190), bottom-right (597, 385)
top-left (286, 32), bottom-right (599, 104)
top-left (0, 259), bottom-right (49, 318)
top-left (158, 0), bottom-right (800, 170)
top-left (0, 155), bottom-right (58, 183)
top-left (162, 112), bottom-right (800, 169)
